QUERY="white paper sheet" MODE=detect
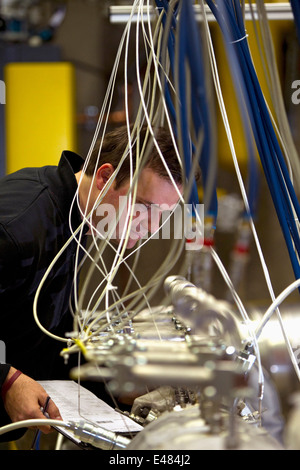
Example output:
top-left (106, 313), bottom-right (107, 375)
top-left (38, 380), bottom-right (142, 440)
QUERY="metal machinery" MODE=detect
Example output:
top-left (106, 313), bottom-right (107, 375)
top-left (59, 1), bottom-right (300, 450)
top-left (63, 275), bottom-right (287, 450)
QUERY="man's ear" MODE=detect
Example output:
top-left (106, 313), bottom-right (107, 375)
top-left (95, 163), bottom-right (115, 190)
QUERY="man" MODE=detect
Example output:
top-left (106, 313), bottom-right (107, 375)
top-left (0, 124), bottom-right (183, 438)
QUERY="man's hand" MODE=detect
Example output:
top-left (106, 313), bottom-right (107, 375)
top-left (3, 367), bottom-right (62, 433)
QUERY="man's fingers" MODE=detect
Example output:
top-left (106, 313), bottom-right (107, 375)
top-left (29, 408), bottom-right (53, 434)
top-left (32, 398), bottom-right (62, 434)
top-left (47, 398), bottom-right (62, 421)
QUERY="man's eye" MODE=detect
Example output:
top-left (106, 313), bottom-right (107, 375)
top-left (136, 201), bottom-right (151, 211)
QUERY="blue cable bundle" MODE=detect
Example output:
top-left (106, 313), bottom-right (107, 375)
top-left (155, 0), bottom-right (178, 130)
top-left (290, 0), bottom-right (300, 44)
top-left (206, 0), bottom-right (300, 282)
top-left (154, 0), bottom-right (218, 224)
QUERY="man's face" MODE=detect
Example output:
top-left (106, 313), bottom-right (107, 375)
top-left (94, 167), bottom-right (181, 249)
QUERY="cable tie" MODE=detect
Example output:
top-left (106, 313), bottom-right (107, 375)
top-left (73, 338), bottom-right (87, 355)
top-left (229, 34), bottom-right (248, 44)
top-left (107, 283), bottom-right (117, 291)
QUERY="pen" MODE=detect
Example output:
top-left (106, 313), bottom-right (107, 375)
top-left (30, 395), bottom-right (51, 450)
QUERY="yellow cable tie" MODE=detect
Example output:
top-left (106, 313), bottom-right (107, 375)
top-left (72, 338), bottom-right (87, 355)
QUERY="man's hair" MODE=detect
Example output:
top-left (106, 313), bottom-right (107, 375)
top-left (84, 125), bottom-right (183, 188)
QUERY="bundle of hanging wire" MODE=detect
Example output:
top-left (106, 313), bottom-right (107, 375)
top-left (2, 0), bottom-right (298, 449)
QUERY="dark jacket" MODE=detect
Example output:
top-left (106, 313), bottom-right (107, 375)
top-left (0, 150), bottom-right (87, 410)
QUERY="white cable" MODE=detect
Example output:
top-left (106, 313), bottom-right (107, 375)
top-left (0, 419), bottom-right (71, 436)
top-left (52, 1), bottom-right (183, 344)
top-left (70, 3), bottom-right (140, 317)
top-left (256, 278), bottom-right (300, 340)
top-left (72, 0), bottom-right (185, 338)
top-left (210, 247), bottom-right (264, 383)
top-left (32, 1), bottom-right (141, 341)
top-left (67, 0), bottom-right (160, 336)
top-left (135, 2), bottom-right (184, 203)
top-left (201, 1), bottom-right (300, 384)
top-left (33, 221), bottom-right (88, 343)
top-left (200, 0), bottom-right (265, 387)
top-left (253, 0), bottom-right (300, 191)
top-left (83, 203), bottom-right (182, 337)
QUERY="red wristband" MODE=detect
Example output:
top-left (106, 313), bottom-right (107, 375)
top-left (1, 370), bottom-right (22, 401)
